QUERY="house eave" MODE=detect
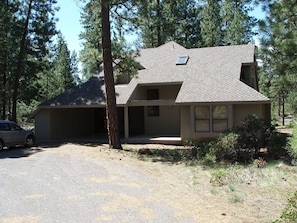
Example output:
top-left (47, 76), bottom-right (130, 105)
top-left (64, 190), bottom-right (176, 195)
top-left (175, 100), bottom-right (270, 106)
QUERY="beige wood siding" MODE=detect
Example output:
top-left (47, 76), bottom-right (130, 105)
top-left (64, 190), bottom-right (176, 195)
top-left (233, 104), bottom-right (264, 126)
top-left (144, 105), bottom-right (180, 135)
top-left (180, 105), bottom-right (191, 142)
top-left (180, 104), bottom-right (266, 142)
top-left (35, 109), bottom-right (51, 141)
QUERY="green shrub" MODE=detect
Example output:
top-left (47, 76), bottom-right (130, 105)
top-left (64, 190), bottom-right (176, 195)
top-left (240, 114), bottom-right (274, 155)
top-left (267, 131), bottom-right (288, 159)
top-left (188, 115), bottom-right (278, 164)
top-left (274, 190), bottom-right (297, 223)
top-left (287, 123), bottom-right (297, 162)
top-left (202, 153), bottom-right (217, 166)
top-left (186, 139), bottom-right (211, 160)
top-left (209, 132), bottom-right (241, 162)
top-left (210, 168), bottom-right (228, 186)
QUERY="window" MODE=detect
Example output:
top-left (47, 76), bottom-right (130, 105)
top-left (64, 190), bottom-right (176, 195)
top-left (147, 89), bottom-right (159, 117)
top-left (176, 56), bottom-right (189, 65)
top-left (147, 89), bottom-right (159, 100)
top-left (195, 105), bottom-right (228, 132)
top-left (212, 106), bottom-right (228, 132)
top-left (195, 106), bottom-right (210, 132)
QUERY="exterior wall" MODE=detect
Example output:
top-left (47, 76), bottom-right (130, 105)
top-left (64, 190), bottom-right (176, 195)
top-left (35, 109), bottom-right (52, 141)
top-left (180, 105), bottom-right (191, 142)
top-left (130, 84), bottom-right (181, 100)
top-left (180, 103), bottom-right (269, 143)
top-left (144, 105), bottom-right (180, 135)
top-left (233, 104), bottom-right (264, 126)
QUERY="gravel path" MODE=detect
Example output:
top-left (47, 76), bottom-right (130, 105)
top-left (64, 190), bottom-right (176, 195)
top-left (0, 144), bottom-right (196, 223)
top-left (1, 143), bottom-right (294, 223)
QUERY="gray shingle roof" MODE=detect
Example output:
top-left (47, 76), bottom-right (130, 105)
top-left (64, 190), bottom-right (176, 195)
top-left (40, 75), bottom-right (107, 107)
top-left (120, 41), bottom-right (269, 104)
top-left (38, 41), bottom-right (269, 109)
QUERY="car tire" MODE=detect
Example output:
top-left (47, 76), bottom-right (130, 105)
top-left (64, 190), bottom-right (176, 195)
top-left (25, 135), bottom-right (35, 147)
top-left (0, 140), bottom-right (3, 150)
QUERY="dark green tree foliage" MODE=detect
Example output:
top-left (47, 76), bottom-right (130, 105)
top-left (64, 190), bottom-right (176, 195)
top-left (34, 36), bottom-right (79, 102)
top-left (79, 0), bottom-right (103, 78)
top-left (52, 34), bottom-right (76, 94)
top-left (0, 0), bottom-right (58, 122)
top-left (258, 0), bottom-right (297, 121)
top-left (70, 50), bottom-right (81, 85)
top-left (200, 0), bottom-right (222, 47)
top-left (164, 0), bottom-right (201, 48)
top-left (79, 0), bottom-right (139, 79)
top-left (133, 0), bottom-right (256, 48)
top-left (221, 0), bottom-right (256, 45)
top-left (135, 0), bottom-right (201, 48)
top-left (0, 0), bottom-right (13, 119)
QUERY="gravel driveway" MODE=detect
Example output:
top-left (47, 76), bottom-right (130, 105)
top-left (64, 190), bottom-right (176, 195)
top-left (0, 144), bottom-right (196, 223)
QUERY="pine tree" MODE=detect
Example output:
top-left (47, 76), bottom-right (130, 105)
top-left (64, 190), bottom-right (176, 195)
top-left (53, 33), bottom-right (76, 94)
top-left (221, 0), bottom-right (256, 45)
top-left (135, 0), bottom-right (201, 48)
top-left (11, 0), bottom-right (58, 122)
top-left (258, 0), bottom-right (297, 122)
top-left (101, 0), bottom-right (122, 149)
top-left (79, 0), bottom-right (103, 78)
top-left (200, 0), bottom-right (222, 47)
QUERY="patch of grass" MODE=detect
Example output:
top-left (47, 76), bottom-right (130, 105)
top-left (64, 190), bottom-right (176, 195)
top-left (274, 190), bottom-right (297, 223)
top-left (228, 183), bottom-right (236, 192)
top-left (228, 193), bottom-right (245, 203)
top-left (190, 167), bottom-right (200, 185)
top-left (210, 189), bottom-right (219, 195)
top-left (210, 168), bottom-right (228, 186)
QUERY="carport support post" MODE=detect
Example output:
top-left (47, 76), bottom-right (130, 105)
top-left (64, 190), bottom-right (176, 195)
top-left (124, 106), bottom-right (129, 139)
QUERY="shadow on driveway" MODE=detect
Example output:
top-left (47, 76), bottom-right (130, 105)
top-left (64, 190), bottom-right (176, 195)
top-left (0, 147), bottom-right (44, 159)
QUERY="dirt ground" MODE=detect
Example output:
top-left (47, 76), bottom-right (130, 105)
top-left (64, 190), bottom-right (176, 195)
top-left (64, 143), bottom-right (297, 223)
top-left (1, 142), bottom-right (296, 223)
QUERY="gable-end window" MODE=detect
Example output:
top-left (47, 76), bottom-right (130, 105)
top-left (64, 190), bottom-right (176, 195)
top-left (212, 106), bottom-right (228, 132)
top-left (195, 106), bottom-right (210, 132)
top-left (147, 89), bottom-right (159, 117)
top-left (176, 56), bottom-right (189, 65)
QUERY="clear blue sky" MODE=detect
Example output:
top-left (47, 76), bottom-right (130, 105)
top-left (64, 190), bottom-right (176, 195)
top-left (55, 0), bottom-right (84, 54)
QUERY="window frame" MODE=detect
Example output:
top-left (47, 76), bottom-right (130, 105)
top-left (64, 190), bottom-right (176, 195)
top-left (194, 105), bottom-right (228, 133)
top-left (212, 105), bottom-right (228, 132)
top-left (194, 106), bottom-right (210, 132)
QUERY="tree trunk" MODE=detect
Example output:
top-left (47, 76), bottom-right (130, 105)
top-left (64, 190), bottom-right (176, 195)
top-left (156, 0), bottom-right (162, 46)
top-left (1, 61), bottom-right (7, 120)
top-left (12, 0), bottom-right (33, 122)
top-left (101, 0), bottom-right (122, 149)
top-left (282, 92), bottom-right (285, 126)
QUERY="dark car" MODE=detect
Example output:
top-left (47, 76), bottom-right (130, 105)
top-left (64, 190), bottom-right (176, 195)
top-left (0, 120), bottom-right (35, 150)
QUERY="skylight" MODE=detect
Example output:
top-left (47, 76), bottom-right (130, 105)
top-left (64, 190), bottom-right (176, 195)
top-left (176, 56), bottom-right (189, 65)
